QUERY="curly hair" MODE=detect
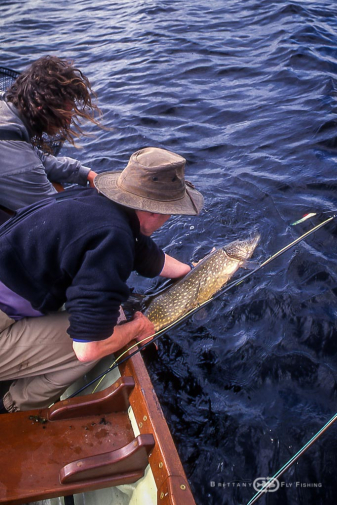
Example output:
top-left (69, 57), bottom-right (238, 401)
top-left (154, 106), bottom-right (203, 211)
top-left (6, 55), bottom-right (101, 152)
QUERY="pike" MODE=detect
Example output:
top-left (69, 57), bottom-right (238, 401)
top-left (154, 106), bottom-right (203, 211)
top-left (144, 234), bottom-right (260, 332)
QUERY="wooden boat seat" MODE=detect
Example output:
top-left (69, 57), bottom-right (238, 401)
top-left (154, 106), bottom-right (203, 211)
top-left (0, 376), bottom-right (155, 505)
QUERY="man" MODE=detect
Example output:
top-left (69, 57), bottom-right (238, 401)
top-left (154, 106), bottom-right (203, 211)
top-left (0, 55), bottom-right (100, 212)
top-left (0, 146), bottom-right (203, 412)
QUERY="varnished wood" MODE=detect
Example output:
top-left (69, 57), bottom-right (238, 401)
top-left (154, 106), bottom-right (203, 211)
top-left (0, 376), bottom-right (145, 504)
top-left (48, 376), bottom-right (135, 420)
top-left (60, 433), bottom-right (154, 483)
top-left (0, 345), bottom-right (196, 505)
top-left (118, 344), bottom-right (196, 505)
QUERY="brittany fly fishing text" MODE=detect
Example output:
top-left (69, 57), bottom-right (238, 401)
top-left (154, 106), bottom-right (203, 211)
top-left (210, 481), bottom-right (322, 489)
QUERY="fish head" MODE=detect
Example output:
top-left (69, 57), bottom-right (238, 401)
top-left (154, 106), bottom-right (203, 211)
top-left (223, 234), bottom-right (260, 261)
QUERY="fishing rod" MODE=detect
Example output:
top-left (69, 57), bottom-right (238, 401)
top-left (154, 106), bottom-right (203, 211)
top-left (246, 412), bottom-right (337, 505)
top-left (66, 214), bottom-right (335, 399)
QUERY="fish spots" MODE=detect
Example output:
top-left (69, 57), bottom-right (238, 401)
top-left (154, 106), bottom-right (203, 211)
top-left (145, 238), bottom-right (259, 331)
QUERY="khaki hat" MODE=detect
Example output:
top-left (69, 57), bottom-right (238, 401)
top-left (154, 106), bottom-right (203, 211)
top-left (94, 147), bottom-right (204, 215)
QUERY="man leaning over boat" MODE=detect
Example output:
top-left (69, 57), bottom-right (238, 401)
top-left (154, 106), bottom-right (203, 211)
top-left (0, 147), bottom-right (203, 413)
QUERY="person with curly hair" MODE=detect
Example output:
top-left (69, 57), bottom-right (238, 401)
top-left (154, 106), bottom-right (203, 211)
top-left (0, 55), bottom-right (101, 212)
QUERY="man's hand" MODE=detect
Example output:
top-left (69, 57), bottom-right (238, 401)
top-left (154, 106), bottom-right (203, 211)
top-left (132, 311), bottom-right (155, 344)
top-left (72, 311), bottom-right (155, 362)
top-left (87, 170), bottom-right (97, 188)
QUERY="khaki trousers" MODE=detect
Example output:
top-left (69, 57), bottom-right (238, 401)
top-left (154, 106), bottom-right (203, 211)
top-left (0, 310), bottom-right (98, 411)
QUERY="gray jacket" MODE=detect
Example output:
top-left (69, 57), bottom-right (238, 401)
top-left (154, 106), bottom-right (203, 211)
top-left (0, 96), bottom-right (91, 211)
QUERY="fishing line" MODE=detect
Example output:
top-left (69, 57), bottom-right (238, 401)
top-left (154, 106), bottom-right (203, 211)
top-left (246, 412), bottom-right (337, 505)
top-left (67, 305), bottom-right (203, 398)
top-left (66, 214), bottom-right (335, 399)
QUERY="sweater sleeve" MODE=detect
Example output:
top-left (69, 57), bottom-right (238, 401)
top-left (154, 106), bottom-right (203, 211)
top-left (36, 148), bottom-right (91, 186)
top-left (133, 233), bottom-right (165, 278)
top-left (63, 226), bottom-right (134, 342)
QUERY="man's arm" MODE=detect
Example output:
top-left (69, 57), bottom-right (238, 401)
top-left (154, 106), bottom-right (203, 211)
top-left (72, 311), bottom-right (155, 362)
top-left (73, 253), bottom-right (193, 362)
top-left (36, 148), bottom-right (94, 187)
top-left (160, 253), bottom-right (192, 278)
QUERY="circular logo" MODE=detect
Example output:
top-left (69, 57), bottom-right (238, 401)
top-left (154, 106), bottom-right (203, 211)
top-left (253, 477), bottom-right (280, 493)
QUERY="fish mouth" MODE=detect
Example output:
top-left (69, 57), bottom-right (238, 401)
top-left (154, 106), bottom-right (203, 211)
top-left (224, 233), bottom-right (260, 261)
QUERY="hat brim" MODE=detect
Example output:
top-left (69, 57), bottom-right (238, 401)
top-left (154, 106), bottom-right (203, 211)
top-left (94, 171), bottom-right (204, 216)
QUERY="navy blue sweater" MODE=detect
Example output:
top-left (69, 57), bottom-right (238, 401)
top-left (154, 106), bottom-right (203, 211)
top-left (0, 188), bottom-right (165, 341)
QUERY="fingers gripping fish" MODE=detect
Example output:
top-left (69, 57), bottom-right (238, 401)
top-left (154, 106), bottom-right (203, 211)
top-left (144, 234), bottom-right (260, 332)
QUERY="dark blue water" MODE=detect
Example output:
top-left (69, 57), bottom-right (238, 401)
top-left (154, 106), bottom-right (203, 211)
top-left (2, 1), bottom-right (337, 504)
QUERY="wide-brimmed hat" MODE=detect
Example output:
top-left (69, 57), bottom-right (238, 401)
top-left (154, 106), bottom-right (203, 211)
top-left (94, 147), bottom-right (204, 215)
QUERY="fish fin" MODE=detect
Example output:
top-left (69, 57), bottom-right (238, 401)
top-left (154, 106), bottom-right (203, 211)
top-left (144, 277), bottom-right (176, 296)
top-left (129, 291), bottom-right (146, 301)
top-left (241, 260), bottom-right (260, 270)
top-left (122, 292), bottom-right (145, 317)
